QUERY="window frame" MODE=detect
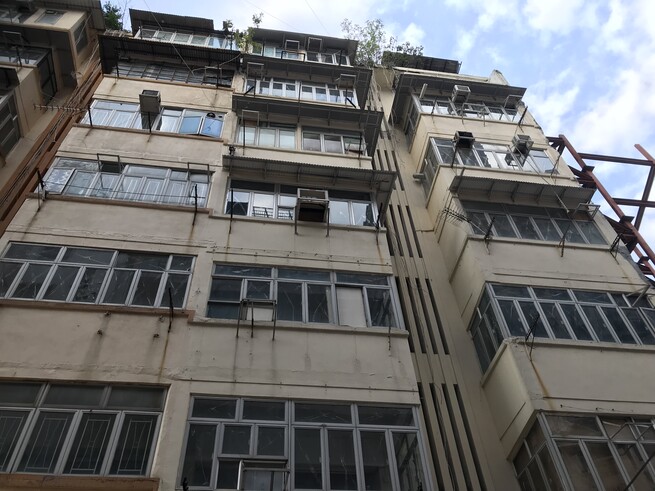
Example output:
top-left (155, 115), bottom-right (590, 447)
top-left (301, 130), bottom-right (366, 156)
top-left (0, 243), bottom-right (194, 309)
top-left (207, 265), bottom-right (401, 329)
top-left (0, 91), bottom-right (20, 157)
top-left (417, 95), bottom-right (521, 122)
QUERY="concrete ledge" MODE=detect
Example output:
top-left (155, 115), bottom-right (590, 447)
top-left (0, 474), bottom-right (159, 491)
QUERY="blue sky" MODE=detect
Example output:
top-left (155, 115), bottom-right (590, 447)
top-left (133, 0), bottom-right (655, 249)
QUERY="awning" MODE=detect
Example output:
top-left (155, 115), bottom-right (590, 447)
top-left (242, 54), bottom-right (372, 109)
top-left (232, 95), bottom-right (383, 156)
top-left (449, 174), bottom-right (596, 209)
top-left (223, 155), bottom-right (396, 211)
top-left (129, 9), bottom-right (214, 34)
top-left (381, 51), bottom-right (460, 73)
top-left (99, 34), bottom-right (242, 74)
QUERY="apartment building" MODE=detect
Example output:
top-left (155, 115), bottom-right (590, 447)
top-left (0, 6), bottom-right (654, 491)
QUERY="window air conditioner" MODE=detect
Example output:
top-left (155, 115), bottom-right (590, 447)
top-left (504, 94), bottom-right (523, 109)
top-left (296, 189), bottom-right (329, 223)
top-left (284, 39), bottom-right (300, 51)
top-left (512, 134), bottom-right (534, 154)
top-left (451, 85), bottom-right (470, 104)
top-left (454, 131), bottom-right (475, 148)
top-left (307, 37), bottom-right (323, 52)
top-left (139, 90), bottom-right (160, 114)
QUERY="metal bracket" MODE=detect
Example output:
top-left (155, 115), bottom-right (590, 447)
top-left (236, 299), bottom-right (278, 340)
top-left (524, 314), bottom-right (540, 360)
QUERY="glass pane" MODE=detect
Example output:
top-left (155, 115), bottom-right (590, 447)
top-left (200, 118), bottom-right (222, 138)
top-left (324, 135), bottom-right (343, 153)
top-left (18, 411), bottom-right (74, 473)
top-left (222, 425), bottom-right (251, 454)
top-left (361, 431), bottom-right (392, 491)
top-left (46, 168), bottom-right (74, 193)
top-left (11, 263), bottom-right (51, 299)
top-left (602, 307), bottom-right (637, 343)
top-left (279, 130), bottom-right (296, 149)
top-left (330, 200), bottom-right (350, 225)
top-left (576, 221), bottom-right (606, 245)
top-left (533, 218), bottom-right (561, 241)
top-left (498, 300), bottom-right (525, 336)
top-left (366, 289), bottom-right (395, 327)
top-left (66, 171), bottom-right (94, 196)
top-left (303, 133), bottom-right (322, 152)
top-left (336, 273), bottom-right (388, 286)
top-left (5, 243), bottom-right (60, 261)
top-left (555, 440), bottom-right (598, 490)
top-left (192, 399), bottom-right (236, 419)
top-left (295, 403), bottom-right (352, 424)
top-left (115, 252), bottom-right (168, 270)
top-left (0, 261), bottom-right (21, 296)
top-left (44, 385), bottom-right (104, 407)
top-left (0, 383), bottom-right (41, 405)
top-left (64, 413), bottom-right (116, 474)
top-left (512, 216), bottom-right (541, 240)
top-left (0, 410), bottom-right (29, 471)
top-left (519, 302), bottom-right (549, 338)
top-left (107, 387), bottom-right (165, 410)
top-left (182, 425), bottom-right (216, 486)
top-left (217, 459), bottom-right (240, 489)
top-left (207, 303), bottom-right (240, 319)
top-left (623, 308), bottom-right (655, 344)
top-left (574, 290), bottom-right (612, 304)
top-left (226, 190), bottom-right (250, 215)
top-left (540, 303), bottom-right (571, 339)
top-left (393, 432), bottom-right (425, 491)
top-left (556, 219), bottom-right (585, 243)
top-left (307, 284), bottom-right (332, 323)
top-left (547, 415), bottom-right (602, 437)
top-left (109, 414), bottom-right (157, 475)
top-left (560, 304), bottom-right (594, 341)
top-left (213, 264), bottom-right (272, 277)
top-left (277, 282), bottom-right (303, 322)
top-left (72, 267), bottom-right (108, 303)
top-left (90, 174), bottom-right (119, 198)
top-left (582, 305), bottom-right (615, 342)
top-left (210, 278), bottom-right (242, 302)
top-left (179, 116), bottom-right (202, 134)
top-left (131, 271), bottom-right (163, 306)
top-left (102, 270), bottom-right (135, 304)
top-left (294, 428), bottom-right (322, 489)
top-left (259, 128), bottom-right (276, 146)
top-left (243, 400), bottom-right (286, 421)
top-left (171, 256), bottom-right (193, 271)
top-left (352, 202), bottom-right (376, 227)
top-left (533, 288), bottom-right (571, 301)
top-left (257, 426), bottom-right (285, 456)
top-left (251, 193), bottom-right (274, 218)
top-left (279, 269), bottom-right (330, 281)
top-left (586, 442), bottom-right (625, 490)
top-left (114, 176), bottom-right (141, 200)
top-left (492, 284), bottom-right (531, 298)
top-left (160, 273), bottom-right (189, 309)
top-left (329, 430), bottom-right (357, 490)
top-left (359, 406), bottom-right (413, 426)
top-left (491, 214), bottom-right (517, 238)
top-left (62, 248), bottom-right (114, 265)
top-left (616, 443), bottom-right (655, 490)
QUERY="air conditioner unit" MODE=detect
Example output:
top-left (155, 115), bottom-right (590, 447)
top-left (504, 94), bottom-right (523, 109)
top-left (454, 131), bottom-right (475, 148)
top-left (451, 85), bottom-right (470, 104)
top-left (307, 37), bottom-right (322, 52)
top-left (284, 39), bottom-right (300, 51)
top-left (139, 90), bottom-right (160, 114)
top-left (296, 189), bottom-right (329, 223)
top-left (512, 134), bottom-right (533, 154)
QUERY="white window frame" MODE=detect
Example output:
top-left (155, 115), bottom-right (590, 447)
top-left (302, 130), bottom-right (366, 156)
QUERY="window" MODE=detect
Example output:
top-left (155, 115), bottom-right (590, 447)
top-left (418, 96), bottom-right (520, 122)
top-left (302, 130), bottom-right (365, 155)
top-left (180, 397), bottom-right (427, 490)
top-left (136, 28), bottom-right (232, 49)
top-left (236, 123), bottom-right (297, 149)
top-left (225, 180), bottom-right (377, 226)
top-left (112, 61), bottom-right (233, 87)
top-left (0, 243), bottom-right (193, 308)
top-left (242, 78), bottom-right (357, 106)
top-left (36, 9), bottom-right (64, 25)
top-left (207, 265), bottom-right (399, 328)
top-left (44, 158), bottom-right (210, 207)
top-left (461, 201), bottom-right (606, 245)
top-left (83, 100), bottom-right (225, 138)
top-left (515, 413), bottom-right (655, 491)
top-left (471, 284), bottom-right (655, 372)
top-left (0, 92), bottom-right (20, 157)
top-left (73, 20), bottom-right (88, 53)
top-left (425, 137), bottom-right (557, 174)
top-left (0, 381), bottom-right (164, 476)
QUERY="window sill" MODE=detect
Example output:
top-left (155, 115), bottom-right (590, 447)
top-left (420, 111), bottom-right (538, 128)
top-left (438, 162), bottom-right (572, 180)
top-left (30, 193), bottom-right (211, 214)
top-left (73, 124), bottom-right (225, 142)
top-left (210, 212), bottom-right (384, 232)
top-left (228, 144), bottom-right (371, 161)
top-left (467, 234), bottom-right (608, 251)
top-left (188, 316), bottom-right (408, 337)
top-left (0, 474), bottom-right (159, 491)
top-left (240, 92), bottom-right (360, 109)
top-left (0, 298), bottom-right (189, 317)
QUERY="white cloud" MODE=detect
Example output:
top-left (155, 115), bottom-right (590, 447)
top-left (400, 22), bottom-right (425, 46)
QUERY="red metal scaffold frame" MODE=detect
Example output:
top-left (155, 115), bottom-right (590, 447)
top-left (548, 134), bottom-right (655, 279)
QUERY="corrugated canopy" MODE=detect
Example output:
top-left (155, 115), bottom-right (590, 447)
top-left (223, 155), bottom-right (396, 211)
top-left (232, 95), bottom-right (383, 156)
top-left (242, 54), bottom-right (372, 110)
top-left (99, 34), bottom-right (241, 74)
top-left (449, 174), bottom-right (596, 209)
top-left (129, 9), bottom-right (214, 34)
top-left (381, 51), bottom-right (460, 73)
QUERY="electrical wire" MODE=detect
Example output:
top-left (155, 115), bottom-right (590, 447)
top-left (302, 0), bottom-right (331, 36)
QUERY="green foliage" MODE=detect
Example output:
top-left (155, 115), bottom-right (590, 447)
top-left (340, 19), bottom-right (424, 67)
top-left (102, 1), bottom-right (123, 30)
top-left (231, 13), bottom-right (264, 52)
